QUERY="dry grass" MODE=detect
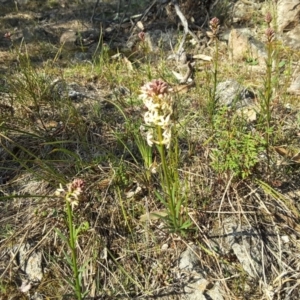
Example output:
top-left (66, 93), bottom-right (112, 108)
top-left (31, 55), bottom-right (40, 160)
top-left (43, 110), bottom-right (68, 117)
top-left (1, 0), bottom-right (300, 299)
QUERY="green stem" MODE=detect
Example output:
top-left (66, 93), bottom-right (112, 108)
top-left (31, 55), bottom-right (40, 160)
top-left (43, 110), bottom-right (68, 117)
top-left (213, 39), bottom-right (218, 103)
top-left (210, 39), bottom-right (219, 128)
top-left (265, 41), bottom-right (273, 170)
top-left (66, 200), bottom-right (82, 300)
top-left (156, 125), bottom-right (177, 229)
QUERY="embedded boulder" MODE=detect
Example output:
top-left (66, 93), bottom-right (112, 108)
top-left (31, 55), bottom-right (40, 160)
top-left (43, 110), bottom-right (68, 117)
top-left (277, 0), bottom-right (300, 49)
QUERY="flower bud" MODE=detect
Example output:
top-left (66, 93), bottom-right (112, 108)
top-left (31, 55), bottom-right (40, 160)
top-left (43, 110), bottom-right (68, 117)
top-left (138, 31), bottom-right (145, 42)
top-left (209, 17), bottom-right (220, 37)
top-left (265, 12), bottom-right (272, 25)
top-left (141, 79), bottom-right (169, 98)
top-left (210, 17), bottom-right (220, 28)
top-left (265, 28), bottom-right (275, 42)
top-left (70, 178), bottom-right (85, 194)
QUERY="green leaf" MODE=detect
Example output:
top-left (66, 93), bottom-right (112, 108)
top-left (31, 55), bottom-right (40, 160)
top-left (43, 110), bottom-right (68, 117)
top-left (62, 249), bottom-right (72, 266)
top-left (50, 148), bottom-right (82, 161)
top-left (75, 221), bottom-right (89, 236)
top-left (139, 210), bottom-right (168, 222)
top-left (54, 228), bottom-right (68, 244)
top-left (155, 191), bottom-right (168, 207)
top-left (180, 220), bottom-right (193, 230)
top-left (278, 60), bottom-right (286, 68)
top-left (175, 197), bottom-right (182, 219)
top-left (78, 258), bottom-right (91, 273)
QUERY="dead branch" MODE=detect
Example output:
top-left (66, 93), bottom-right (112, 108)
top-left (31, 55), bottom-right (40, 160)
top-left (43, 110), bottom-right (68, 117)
top-left (171, 0), bottom-right (201, 55)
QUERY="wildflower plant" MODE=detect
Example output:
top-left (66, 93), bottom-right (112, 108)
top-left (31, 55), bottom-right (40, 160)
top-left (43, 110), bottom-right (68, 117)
top-left (138, 31), bottom-right (150, 56)
top-left (140, 79), bottom-right (192, 234)
top-left (260, 13), bottom-right (276, 169)
top-left (55, 178), bottom-right (88, 300)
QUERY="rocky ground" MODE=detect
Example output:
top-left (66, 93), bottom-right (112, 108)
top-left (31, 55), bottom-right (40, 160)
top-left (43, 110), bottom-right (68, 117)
top-left (1, 0), bottom-right (300, 299)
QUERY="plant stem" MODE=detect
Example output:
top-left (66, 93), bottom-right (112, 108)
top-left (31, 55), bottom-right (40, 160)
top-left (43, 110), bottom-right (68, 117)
top-left (208, 38), bottom-right (219, 129)
top-left (66, 200), bottom-right (82, 300)
top-left (265, 40), bottom-right (273, 170)
top-left (212, 39), bottom-right (219, 109)
top-left (156, 125), bottom-right (177, 229)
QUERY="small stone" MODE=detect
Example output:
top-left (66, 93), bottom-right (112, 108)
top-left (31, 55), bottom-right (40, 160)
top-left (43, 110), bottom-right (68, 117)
top-left (179, 245), bottom-right (200, 271)
top-left (184, 278), bottom-right (209, 300)
top-left (215, 79), bottom-right (255, 108)
top-left (68, 90), bottom-right (82, 100)
top-left (281, 235), bottom-right (289, 243)
top-left (161, 243), bottom-right (169, 251)
top-left (207, 281), bottom-right (224, 300)
top-left (19, 279), bottom-right (32, 293)
top-left (287, 73), bottom-right (300, 94)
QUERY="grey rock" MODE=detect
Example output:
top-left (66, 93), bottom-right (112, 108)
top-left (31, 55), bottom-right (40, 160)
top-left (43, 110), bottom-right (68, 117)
top-left (215, 79), bottom-right (255, 108)
top-left (179, 246), bottom-right (224, 300)
top-left (277, 0), bottom-right (300, 33)
top-left (231, 242), bottom-right (260, 278)
top-left (210, 218), bottom-right (266, 279)
top-left (50, 79), bottom-right (94, 101)
top-left (228, 28), bottom-right (267, 66)
top-left (277, 0), bottom-right (300, 49)
top-left (184, 277), bottom-right (224, 300)
top-left (68, 90), bottom-right (85, 100)
top-left (185, 279), bottom-right (224, 300)
top-left (287, 71), bottom-right (300, 94)
top-left (183, 277), bottom-right (210, 300)
top-left (207, 282), bottom-right (224, 300)
top-left (179, 246), bottom-right (200, 272)
top-left (282, 25), bottom-right (300, 49)
top-left (18, 243), bottom-right (43, 283)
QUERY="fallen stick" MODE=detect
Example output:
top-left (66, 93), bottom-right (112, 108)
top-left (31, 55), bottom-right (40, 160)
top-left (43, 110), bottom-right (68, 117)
top-left (171, 0), bottom-right (201, 55)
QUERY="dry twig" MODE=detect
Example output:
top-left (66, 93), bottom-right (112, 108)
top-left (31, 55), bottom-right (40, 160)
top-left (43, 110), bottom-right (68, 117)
top-left (171, 0), bottom-right (201, 55)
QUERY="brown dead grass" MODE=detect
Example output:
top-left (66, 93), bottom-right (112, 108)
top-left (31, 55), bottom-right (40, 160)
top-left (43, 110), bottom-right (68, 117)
top-left (1, 0), bottom-right (300, 299)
